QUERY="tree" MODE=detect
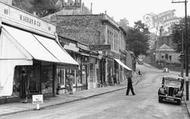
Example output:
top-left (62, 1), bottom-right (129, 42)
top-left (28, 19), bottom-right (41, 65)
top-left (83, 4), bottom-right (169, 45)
top-left (171, 17), bottom-right (190, 53)
top-left (125, 20), bottom-right (150, 57)
top-left (13, 0), bottom-right (58, 17)
top-left (119, 18), bottom-right (129, 30)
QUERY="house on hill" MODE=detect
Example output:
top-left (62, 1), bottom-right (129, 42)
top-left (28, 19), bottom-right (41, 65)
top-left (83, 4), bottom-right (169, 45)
top-left (155, 43), bottom-right (180, 64)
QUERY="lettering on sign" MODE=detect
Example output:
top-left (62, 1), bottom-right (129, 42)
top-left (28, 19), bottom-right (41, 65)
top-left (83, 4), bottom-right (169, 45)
top-left (0, 2), bottom-right (56, 36)
top-left (32, 95), bottom-right (43, 104)
top-left (19, 14), bottom-right (41, 27)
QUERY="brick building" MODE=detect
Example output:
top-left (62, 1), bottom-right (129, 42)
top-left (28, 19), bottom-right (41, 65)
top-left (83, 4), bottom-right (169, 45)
top-left (44, 13), bottom-right (132, 87)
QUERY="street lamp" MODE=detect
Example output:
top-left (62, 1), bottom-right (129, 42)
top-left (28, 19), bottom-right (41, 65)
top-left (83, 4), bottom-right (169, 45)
top-left (172, 0), bottom-right (189, 100)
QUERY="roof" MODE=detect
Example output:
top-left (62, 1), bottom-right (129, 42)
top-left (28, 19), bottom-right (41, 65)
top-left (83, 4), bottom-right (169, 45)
top-left (156, 44), bottom-right (175, 52)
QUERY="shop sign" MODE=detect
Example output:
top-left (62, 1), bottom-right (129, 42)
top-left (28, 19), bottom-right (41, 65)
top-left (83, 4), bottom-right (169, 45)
top-left (64, 43), bottom-right (79, 52)
top-left (0, 2), bottom-right (56, 35)
top-left (89, 45), bottom-right (111, 51)
top-left (32, 94), bottom-right (43, 104)
top-left (77, 43), bottom-right (89, 51)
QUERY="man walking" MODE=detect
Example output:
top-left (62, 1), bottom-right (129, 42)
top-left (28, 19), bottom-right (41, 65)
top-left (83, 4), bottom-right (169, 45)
top-left (126, 75), bottom-right (135, 95)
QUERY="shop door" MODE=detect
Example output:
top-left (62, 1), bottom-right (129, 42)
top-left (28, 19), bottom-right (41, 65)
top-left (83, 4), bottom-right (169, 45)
top-left (19, 67), bottom-right (31, 99)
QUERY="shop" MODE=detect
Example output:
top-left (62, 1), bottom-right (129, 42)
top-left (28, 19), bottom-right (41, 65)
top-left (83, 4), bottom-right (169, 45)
top-left (0, 2), bottom-right (78, 101)
top-left (77, 43), bottom-right (90, 90)
top-left (88, 53), bottom-right (100, 89)
top-left (56, 36), bottom-right (80, 94)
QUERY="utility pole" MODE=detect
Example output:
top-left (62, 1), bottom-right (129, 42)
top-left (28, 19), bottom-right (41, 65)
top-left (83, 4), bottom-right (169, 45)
top-left (181, 32), bottom-right (184, 77)
top-left (172, 0), bottom-right (189, 100)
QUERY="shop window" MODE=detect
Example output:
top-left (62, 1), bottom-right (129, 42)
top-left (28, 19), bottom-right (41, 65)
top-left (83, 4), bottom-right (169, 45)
top-left (57, 68), bottom-right (65, 86)
top-left (65, 69), bottom-right (75, 84)
top-left (41, 65), bottom-right (53, 94)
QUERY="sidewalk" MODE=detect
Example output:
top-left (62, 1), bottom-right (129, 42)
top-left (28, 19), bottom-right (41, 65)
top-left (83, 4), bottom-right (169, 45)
top-left (0, 71), bottom-right (142, 117)
top-left (0, 82), bottom-right (127, 117)
top-left (184, 83), bottom-right (190, 117)
top-left (184, 98), bottom-right (190, 117)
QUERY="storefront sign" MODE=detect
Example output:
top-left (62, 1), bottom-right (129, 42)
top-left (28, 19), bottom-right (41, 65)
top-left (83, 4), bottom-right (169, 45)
top-left (0, 2), bottom-right (56, 36)
top-left (89, 45), bottom-right (111, 51)
top-left (77, 43), bottom-right (89, 51)
top-left (64, 43), bottom-right (79, 52)
top-left (32, 94), bottom-right (43, 104)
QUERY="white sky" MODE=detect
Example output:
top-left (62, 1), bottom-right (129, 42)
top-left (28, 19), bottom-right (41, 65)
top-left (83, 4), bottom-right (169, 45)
top-left (83, 0), bottom-right (188, 26)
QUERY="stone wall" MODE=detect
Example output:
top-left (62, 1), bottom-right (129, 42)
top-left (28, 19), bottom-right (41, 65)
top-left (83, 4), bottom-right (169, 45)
top-left (53, 15), bottom-right (106, 45)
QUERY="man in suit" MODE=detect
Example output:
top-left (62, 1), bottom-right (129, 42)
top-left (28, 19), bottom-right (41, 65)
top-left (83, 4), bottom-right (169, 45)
top-left (126, 75), bottom-right (135, 95)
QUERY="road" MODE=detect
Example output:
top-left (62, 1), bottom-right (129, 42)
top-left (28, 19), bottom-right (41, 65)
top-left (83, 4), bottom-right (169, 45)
top-left (1, 64), bottom-right (189, 119)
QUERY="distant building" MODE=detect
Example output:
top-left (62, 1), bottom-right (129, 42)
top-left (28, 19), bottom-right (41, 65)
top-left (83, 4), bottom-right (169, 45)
top-left (144, 10), bottom-right (181, 65)
top-left (155, 44), bottom-right (180, 64)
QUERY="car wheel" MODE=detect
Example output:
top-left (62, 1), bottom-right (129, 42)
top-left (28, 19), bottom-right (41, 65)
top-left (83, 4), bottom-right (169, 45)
top-left (158, 96), bottom-right (163, 103)
top-left (176, 99), bottom-right (181, 105)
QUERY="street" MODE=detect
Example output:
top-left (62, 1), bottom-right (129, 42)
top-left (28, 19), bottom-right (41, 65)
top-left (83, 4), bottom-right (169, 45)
top-left (0, 64), bottom-right (189, 119)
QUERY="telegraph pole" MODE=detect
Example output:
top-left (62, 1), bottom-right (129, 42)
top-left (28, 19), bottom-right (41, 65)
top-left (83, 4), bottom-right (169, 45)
top-left (185, 0), bottom-right (189, 101)
top-left (172, 0), bottom-right (189, 100)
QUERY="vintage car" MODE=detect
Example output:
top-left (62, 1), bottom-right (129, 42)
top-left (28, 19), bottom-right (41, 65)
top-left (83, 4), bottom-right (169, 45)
top-left (158, 76), bottom-right (184, 104)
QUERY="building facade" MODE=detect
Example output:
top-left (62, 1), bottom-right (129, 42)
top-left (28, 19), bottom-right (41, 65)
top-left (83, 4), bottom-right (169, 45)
top-left (44, 13), bottom-right (132, 87)
top-left (0, 2), bottom-right (78, 103)
top-left (155, 44), bottom-right (180, 64)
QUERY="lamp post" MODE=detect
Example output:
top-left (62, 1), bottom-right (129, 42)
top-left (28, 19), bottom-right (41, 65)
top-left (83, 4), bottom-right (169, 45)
top-left (172, 0), bottom-right (189, 100)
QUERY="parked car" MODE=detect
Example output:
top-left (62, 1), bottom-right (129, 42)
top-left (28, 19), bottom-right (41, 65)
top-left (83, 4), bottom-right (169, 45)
top-left (158, 76), bottom-right (184, 105)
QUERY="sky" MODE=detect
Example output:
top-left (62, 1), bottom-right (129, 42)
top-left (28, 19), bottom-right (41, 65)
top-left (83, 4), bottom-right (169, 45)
top-left (83, 0), bottom-right (187, 26)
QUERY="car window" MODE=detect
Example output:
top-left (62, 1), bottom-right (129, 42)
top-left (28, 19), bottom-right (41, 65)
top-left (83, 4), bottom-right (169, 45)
top-left (165, 80), bottom-right (181, 87)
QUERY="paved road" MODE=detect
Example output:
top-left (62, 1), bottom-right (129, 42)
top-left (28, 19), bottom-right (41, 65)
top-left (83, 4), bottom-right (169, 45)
top-left (1, 64), bottom-right (189, 119)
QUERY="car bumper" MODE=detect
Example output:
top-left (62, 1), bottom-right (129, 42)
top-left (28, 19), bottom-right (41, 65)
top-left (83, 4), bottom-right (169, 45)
top-left (159, 95), bottom-right (182, 100)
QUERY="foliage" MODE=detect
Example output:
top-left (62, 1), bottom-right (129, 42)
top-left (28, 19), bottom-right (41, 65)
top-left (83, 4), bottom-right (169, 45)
top-left (13, 0), bottom-right (58, 17)
top-left (171, 17), bottom-right (190, 52)
top-left (124, 20), bottom-right (150, 57)
top-left (119, 18), bottom-right (129, 30)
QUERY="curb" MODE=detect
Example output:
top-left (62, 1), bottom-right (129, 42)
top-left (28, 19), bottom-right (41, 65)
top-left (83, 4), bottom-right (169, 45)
top-left (184, 99), bottom-right (190, 117)
top-left (0, 87), bottom-right (126, 117)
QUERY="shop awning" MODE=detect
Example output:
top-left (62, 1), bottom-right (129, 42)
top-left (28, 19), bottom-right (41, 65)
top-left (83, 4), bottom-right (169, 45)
top-left (3, 25), bottom-right (78, 65)
top-left (33, 34), bottom-right (78, 65)
top-left (114, 58), bottom-right (132, 71)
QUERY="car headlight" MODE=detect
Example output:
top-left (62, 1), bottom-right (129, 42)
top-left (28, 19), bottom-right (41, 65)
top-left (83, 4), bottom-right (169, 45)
top-left (159, 88), bottom-right (165, 94)
top-left (176, 91), bottom-right (183, 97)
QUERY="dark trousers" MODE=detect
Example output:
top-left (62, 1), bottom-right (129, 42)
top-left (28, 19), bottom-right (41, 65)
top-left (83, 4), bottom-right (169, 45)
top-left (126, 84), bottom-right (135, 95)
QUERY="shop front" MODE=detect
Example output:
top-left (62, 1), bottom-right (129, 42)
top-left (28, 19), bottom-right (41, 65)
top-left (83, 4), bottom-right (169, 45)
top-left (56, 65), bottom-right (78, 95)
top-left (0, 2), bottom-right (78, 102)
